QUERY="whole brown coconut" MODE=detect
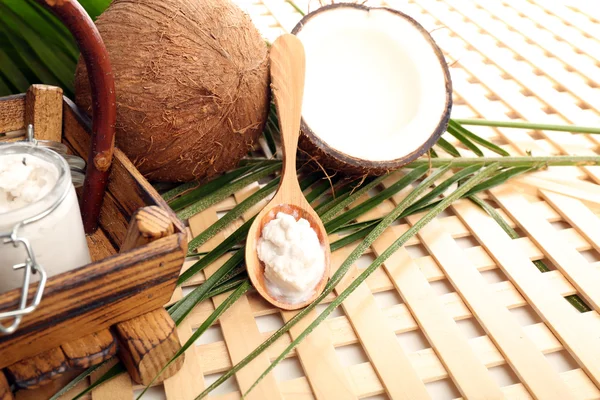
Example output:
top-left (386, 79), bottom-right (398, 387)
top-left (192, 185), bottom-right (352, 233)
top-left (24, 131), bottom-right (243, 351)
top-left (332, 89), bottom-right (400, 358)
top-left (75, 0), bottom-right (270, 182)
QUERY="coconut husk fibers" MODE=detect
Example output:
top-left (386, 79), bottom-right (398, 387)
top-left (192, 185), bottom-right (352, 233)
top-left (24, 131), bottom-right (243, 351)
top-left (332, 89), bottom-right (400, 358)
top-left (75, 0), bottom-right (270, 182)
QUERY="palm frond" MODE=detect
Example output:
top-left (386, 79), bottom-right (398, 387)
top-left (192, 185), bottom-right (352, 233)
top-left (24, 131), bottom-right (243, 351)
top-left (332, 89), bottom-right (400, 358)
top-left (0, 0), bottom-right (111, 97)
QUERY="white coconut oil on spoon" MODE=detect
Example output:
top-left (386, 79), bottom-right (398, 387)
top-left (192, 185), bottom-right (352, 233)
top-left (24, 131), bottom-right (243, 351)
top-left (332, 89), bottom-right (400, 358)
top-left (257, 211), bottom-right (326, 304)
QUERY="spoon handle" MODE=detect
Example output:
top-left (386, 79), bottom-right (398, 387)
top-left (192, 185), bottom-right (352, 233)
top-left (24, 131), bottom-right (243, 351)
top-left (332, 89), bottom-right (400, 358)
top-left (270, 34), bottom-right (306, 185)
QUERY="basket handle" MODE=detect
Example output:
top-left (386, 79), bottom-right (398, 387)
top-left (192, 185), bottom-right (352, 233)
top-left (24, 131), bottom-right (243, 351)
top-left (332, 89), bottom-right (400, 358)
top-left (35, 0), bottom-right (116, 234)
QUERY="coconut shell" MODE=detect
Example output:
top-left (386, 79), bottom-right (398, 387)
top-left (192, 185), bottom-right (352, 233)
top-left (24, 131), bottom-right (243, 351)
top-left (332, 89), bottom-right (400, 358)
top-left (75, 0), bottom-right (270, 182)
top-left (292, 4), bottom-right (452, 176)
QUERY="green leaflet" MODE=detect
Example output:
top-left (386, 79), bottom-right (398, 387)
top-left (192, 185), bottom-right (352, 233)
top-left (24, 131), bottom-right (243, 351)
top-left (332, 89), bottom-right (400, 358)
top-left (435, 136), bottom-right (461, 157)
top-left (447, 125), bottom-right (484, 157)
top-left (169, 250), bottom-right (244, 324)
top-left (448, 119), bottom-right (510, 156)
top-left (406, 155), bottom-right (600, 168)
top-left (186, 178), bottom-right (280, 251)
top-left (71, 362), bottom-right (126, 400)
top-left (325, 167), bottom-right (428, 232)
top-left (176, 163), bottom-right (282, 219)
top-left (453, 119), bottom-right (600, 135)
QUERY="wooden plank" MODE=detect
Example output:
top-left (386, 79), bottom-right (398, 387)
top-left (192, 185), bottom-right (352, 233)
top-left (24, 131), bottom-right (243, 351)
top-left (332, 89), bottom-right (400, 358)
top-left (491, 186), bottom-right (600, 312)
top-left (98, 191), bottom-right (130, 249)
top-left (86, 227), bottom-right (117, 262)
top-left (188, 209), bottom-right (283, 400)
top-left (372, 230), bottom-right (503, 398)
top-left (0, 233), bottom-right (185, 369)
top-left (90, 359), bottom-right (132, 400)
top-left (540, 190), bottom-right (600, 252)
top-left (25, 85), bottom-right (63, 142)
top-left (452, 198), bottom-right (600, 387)
top-left (331, 247), bottom-right (430, 399)
top-left (0, 94), bottom-right (26, 134)
top-left (406, 214), bottom-right (574, 399)
top-left (513, 174), bottom-right (600, 211)
top-left (163, 321), bottom-right (206, 400)
top-left (280, 308), bottom-right (355, 400)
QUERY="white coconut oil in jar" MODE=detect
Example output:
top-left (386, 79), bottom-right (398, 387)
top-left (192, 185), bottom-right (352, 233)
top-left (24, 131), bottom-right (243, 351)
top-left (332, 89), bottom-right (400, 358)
top-left (0, 143), bottom-right (91, 294)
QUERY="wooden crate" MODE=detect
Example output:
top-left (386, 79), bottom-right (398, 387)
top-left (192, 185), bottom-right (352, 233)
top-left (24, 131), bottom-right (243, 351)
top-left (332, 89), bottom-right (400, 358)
top-left (33, 0), bottom-right (600, 399)
top-left (0, 0), bottom-right (187, 396)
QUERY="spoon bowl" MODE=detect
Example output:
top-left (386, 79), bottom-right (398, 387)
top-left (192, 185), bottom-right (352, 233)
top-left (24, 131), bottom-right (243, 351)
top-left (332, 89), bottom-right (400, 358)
top-left (245, 34), bottom-right (331, 310)
top-left (246, 203), bottom-right (330, 310)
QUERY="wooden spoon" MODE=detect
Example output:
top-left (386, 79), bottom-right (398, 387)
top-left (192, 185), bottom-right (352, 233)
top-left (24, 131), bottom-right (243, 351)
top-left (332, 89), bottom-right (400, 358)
top-left (245, 34), bottom-right (331, 310)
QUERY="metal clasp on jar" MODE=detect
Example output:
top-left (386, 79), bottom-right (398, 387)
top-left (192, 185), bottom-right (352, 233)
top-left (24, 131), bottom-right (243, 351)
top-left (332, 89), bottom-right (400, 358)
top-left (0, 224), bottom-right (47, 335)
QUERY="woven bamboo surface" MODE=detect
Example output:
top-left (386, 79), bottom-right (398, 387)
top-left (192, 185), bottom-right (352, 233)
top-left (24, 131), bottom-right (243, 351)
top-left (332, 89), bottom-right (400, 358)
top-left (38, 0), bottom-right (600, 399)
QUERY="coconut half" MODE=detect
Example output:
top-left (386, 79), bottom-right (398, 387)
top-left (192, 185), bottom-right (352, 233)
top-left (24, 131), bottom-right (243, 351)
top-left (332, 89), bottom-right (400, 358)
top-left (292, 4), bottom-right (452, 174)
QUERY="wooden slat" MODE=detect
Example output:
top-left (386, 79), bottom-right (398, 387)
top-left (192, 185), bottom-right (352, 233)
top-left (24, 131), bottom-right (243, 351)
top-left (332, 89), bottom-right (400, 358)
top-left (452, 198), bottom-right (600, 387)
top-left (406, 214), bottom-right (574, 399)
top-left (188, 209), bottom-right (283, 400)
top-left (372, 230), bottom-right (503, 398)
top-left (540, 190), bottom-right (600, 252)
top-left (0, 234), bottom-right (185, 369)
top-left (332, 247), bottom-right (431, 399)
top-left (25, 85), bottom-right (63, 142)
top-left (163, 321), bottom-right (206, 400)
top-left (491, 186), bottom-right (600, 312)
top-left (0, 94), bottom-right (26, 133)
top-left (280, 308), bottom-right (355, 400)
top-left (90, 359), bottom-right (133, 400)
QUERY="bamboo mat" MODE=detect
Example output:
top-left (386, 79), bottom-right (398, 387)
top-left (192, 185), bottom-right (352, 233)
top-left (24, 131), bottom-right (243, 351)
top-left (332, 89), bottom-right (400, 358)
top-left (41, 0), bottom-right (600, 399)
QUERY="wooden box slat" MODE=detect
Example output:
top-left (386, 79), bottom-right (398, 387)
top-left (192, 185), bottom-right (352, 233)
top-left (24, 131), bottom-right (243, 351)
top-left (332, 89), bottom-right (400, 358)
top-left (0, 234), bottom-right (185, 369)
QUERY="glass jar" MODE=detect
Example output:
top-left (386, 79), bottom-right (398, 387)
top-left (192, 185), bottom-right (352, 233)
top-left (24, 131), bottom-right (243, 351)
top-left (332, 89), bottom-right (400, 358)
top-left (0, 143), bottom-right (91, 295)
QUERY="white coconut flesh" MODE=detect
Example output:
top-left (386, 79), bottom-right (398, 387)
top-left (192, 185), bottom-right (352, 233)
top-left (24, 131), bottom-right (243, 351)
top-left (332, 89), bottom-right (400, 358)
top-left (296, 7), bottom-right (449, 162)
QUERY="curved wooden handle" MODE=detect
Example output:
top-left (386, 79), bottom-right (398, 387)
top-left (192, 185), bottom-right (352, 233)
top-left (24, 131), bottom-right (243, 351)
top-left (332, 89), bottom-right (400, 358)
top-left (270, 34), bottom-right (306, 184)
top-left (35, 0), bottom-right (116, 234)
